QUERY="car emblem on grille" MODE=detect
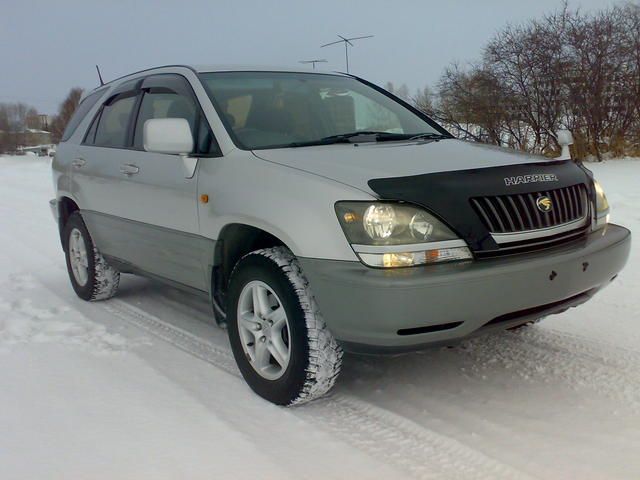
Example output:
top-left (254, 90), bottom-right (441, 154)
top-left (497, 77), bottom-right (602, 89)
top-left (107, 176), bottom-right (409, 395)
top-left (536, 196), bottom-right (553, 213)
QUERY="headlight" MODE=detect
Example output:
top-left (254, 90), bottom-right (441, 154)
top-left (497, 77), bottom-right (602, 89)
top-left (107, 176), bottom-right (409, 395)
top-left (593, 180), bottom-right (610, 230)
top-left (335, 201), bottom-right (472, 267)
top-left (363, 204), bottom-right (396, 239)
top-left (336, 202), bottom-right (458, 245)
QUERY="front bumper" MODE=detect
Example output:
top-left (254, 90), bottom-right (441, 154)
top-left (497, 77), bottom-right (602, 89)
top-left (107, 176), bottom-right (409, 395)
top-left (299, 224), bottom-right (631, 353)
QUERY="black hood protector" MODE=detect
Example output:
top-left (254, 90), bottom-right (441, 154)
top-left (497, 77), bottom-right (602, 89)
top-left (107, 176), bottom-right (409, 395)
top-left (368, 160), bottom-right (593, 252)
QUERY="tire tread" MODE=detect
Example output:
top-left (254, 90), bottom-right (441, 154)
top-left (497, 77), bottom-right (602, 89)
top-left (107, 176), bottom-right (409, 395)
top-left (232, 247), bottom-right (343, 405)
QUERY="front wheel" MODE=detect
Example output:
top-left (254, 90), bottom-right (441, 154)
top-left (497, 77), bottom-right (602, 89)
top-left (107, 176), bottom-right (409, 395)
top-left (227, 247), bottom-right (342, 405)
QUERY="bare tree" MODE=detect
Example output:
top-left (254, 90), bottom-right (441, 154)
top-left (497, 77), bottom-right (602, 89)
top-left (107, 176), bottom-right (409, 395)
top-left (411, 85), bottom-right (435, 116)
top-left (484, 6), bottom-right (571, 154)
top-left (50, 87), bottom-right (84, 143)
top-left (435, 64), bottom-right (514, 146)
top-left (429, 3), bottom-right (639, 158)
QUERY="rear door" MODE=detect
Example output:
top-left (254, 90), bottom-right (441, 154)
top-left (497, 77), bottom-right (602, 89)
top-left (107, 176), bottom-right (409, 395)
top-left (72, 79), bottom-right (142, 257)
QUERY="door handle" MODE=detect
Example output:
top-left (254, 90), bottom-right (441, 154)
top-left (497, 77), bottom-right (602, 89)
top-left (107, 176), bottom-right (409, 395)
top-left (119, 164), bottom-right (140, 175)
top-left (71, 158), bottom-right (86, 169)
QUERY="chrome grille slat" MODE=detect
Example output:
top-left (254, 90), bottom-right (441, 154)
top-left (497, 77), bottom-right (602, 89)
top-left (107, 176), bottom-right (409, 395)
top-left (506, 196), bottom-right (525, 230)
top-left (553, 189), bottom-right (566, 223)
top-left (471, 198), bottom-right (496, 232)
top-left (577, 186), bottom-right (586, 217)
top-left (471, 184), bottom-right (588, 234)
top-left (546, 191), bottom-right (558, 225)
top-left (484, 197), bottom-right (506, 232)
top-left (528, 193), bottom-right (544, 228)
top-left (562, 187), bottom-right (574, 219)
top-left (516, 195), bottom-right (534, 230)
top-left (570, 185), bottom-right (581, 217)
top-left (550, 190), bottom-right (561, 223)
top-left (495, 196), bottom-right (516, 231)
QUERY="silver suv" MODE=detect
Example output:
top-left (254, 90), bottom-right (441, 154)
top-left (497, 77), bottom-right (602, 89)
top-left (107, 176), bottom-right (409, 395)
top-left (51, 65), bottom-right (631, 405)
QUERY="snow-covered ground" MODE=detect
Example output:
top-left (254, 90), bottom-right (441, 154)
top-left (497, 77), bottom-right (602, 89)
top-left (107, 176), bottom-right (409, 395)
top-left (0, 155), bottom-right (638, 480)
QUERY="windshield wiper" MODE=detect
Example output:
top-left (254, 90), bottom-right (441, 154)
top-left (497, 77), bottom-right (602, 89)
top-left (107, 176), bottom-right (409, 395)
top-left (288, 131), bottom-right (388, 148)
top-left (287, 131), bottom-right (449, 148)
top-left (406, 132), bottom-right (449, 141)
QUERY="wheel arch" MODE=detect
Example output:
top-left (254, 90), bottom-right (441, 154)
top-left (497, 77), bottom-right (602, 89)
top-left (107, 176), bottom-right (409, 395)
top-left (211, 222), bottom-right (291, 319)
top-left (57, 196), bottom-right (80, 248)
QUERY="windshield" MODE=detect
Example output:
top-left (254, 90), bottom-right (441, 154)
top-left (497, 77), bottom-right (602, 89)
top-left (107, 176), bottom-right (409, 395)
top-left (199, 71), bottom-right (445, 150)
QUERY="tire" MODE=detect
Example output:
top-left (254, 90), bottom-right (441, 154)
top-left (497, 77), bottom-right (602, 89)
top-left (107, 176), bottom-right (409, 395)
top-left (227, 247), bottom-right (343, 406)
top-left (63, 212), bottom-right (120, 301)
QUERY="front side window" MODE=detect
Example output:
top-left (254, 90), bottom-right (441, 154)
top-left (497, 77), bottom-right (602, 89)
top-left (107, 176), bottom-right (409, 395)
top-left (92, 94), bottom-right (137, 148)
top-left (133, 88), bottom-right (217, 155)
top-left (199, 71), bottom-right (443, 150)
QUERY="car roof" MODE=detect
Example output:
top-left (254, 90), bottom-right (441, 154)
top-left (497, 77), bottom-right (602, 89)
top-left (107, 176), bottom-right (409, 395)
top-left (192, 64), bottom-right (347, 76)
top-left (84, 64), bottom-right (348, 100)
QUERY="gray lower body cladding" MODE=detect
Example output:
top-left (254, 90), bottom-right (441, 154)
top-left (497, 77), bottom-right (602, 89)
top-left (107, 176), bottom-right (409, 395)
top-left (299, 224), bottom-right (631, 353)
top-left (81, 210), bottom-right (215, 292)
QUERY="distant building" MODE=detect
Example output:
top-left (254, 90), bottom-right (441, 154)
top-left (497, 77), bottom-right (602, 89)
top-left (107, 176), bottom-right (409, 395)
top-left (0, 127), bottom-right (52, 154)
top-left (22, 128), bottom-right (52, 146)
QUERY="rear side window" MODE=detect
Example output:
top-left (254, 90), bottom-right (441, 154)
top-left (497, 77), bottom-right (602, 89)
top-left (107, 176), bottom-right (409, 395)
top-left (92, 95), bottom-right (137, 148)
top-left (60, 89), bottom-right (105, 142)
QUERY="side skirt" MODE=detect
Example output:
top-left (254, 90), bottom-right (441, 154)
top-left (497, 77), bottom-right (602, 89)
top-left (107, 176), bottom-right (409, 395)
top-left (105, 255), bottom-right (211, 301)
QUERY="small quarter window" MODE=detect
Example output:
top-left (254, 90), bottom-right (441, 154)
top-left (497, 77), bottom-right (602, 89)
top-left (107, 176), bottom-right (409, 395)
top-left (60, 89), bottom-right (105, 142)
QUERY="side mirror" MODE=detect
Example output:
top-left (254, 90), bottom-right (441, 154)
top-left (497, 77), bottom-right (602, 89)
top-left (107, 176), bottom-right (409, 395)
top-left (143, 118), bottom-right (194, 155)
top-left (556, 130), bottom-right (574, 160)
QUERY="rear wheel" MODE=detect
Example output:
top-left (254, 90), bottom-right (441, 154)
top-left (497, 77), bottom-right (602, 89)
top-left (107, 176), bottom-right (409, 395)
top-left (63, 212), bottom-right (120, 301)
top-left (227, 247), bottom-right (342, 405)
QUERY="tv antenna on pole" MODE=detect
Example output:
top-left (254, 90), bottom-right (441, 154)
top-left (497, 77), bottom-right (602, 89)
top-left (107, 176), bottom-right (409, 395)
top-left (299, 59), bottom-right (328, 70)
top-left (320, 35), bottom-right (373, 73)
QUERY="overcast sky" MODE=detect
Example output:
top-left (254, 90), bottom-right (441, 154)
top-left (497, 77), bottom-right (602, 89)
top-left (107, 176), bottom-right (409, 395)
top-left (1, 0), bottom-right (623, 114)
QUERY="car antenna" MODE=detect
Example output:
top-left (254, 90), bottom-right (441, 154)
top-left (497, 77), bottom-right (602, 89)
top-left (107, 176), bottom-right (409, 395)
top-left (95, 65), bottom-right (105, 86)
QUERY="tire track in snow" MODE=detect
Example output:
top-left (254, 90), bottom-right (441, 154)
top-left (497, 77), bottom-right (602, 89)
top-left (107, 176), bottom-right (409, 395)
top-left (302, 395), bottom-right (533, 480)
top-left (100, 299), bottom-right (532, 480)
top-left (104, 299), bottom-right (240, 376)
top-left (462, 327), bottom-right (640, 408)
top-left (518, 327), bottom-right (640, 365)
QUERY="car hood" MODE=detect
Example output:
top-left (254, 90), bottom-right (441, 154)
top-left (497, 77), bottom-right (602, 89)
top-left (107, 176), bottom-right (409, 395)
top-left (253, 138), bottom-right (593, 253)
top-left (252, 139), bottom-right (554, 192)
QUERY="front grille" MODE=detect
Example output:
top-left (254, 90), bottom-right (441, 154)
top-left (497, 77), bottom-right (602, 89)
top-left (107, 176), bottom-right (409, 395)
top-left (471, 184), bottom-right (589, 233)
top-left (474, 224), bottom-right (589, 258)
